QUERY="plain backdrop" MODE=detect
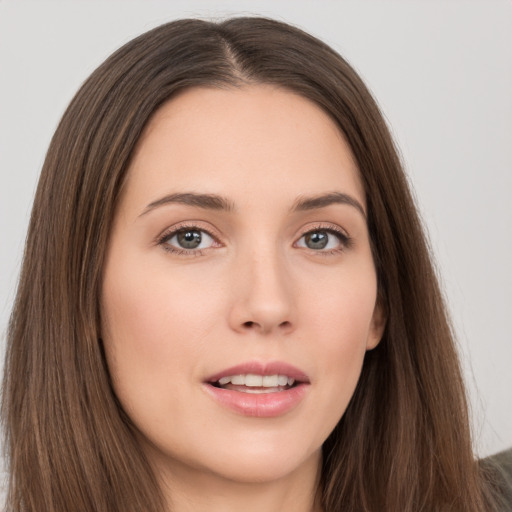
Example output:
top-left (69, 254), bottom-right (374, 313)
top-left (0, 0), bottom-right (511, 481)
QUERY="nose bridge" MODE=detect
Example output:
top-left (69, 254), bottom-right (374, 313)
top-left (229, 238), bottom-right (295, 335)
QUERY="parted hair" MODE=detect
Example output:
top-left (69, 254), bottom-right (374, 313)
top-left (2, 16), bottom-right (500, 511)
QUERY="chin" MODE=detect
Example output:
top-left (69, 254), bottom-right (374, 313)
top-left (143, 431), bottom-right (322, 487)
top-left (218, 452), bottom-right (318, 484)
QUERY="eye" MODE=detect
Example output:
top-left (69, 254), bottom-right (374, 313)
top-left (296, 228), bottom-right (349, 251)
top-left (159, 227), bottom-right (217, 252)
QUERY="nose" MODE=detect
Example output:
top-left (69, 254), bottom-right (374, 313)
top-left (228, 246), bottom-right (296, 336)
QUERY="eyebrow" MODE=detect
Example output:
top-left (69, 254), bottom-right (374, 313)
top-left (292, 192), bottom-right (366, 218)
top-left (139, 191), bottom-right (365, 218)
top-left (140, 192), bottom-right (235, 216)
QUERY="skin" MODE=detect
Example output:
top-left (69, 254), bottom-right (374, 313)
top-left (101, 84), bottom-right (386, 512)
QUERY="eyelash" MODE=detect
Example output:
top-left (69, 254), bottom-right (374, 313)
top-left (299, 224), bottom-right (353, 255)
top-left (156, 223), bottom-right (352, 256)
top-left (156, 222), bottom-right (219, 257)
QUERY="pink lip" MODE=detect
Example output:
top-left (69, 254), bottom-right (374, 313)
top-left (203, 361), bottom-right (310, 418)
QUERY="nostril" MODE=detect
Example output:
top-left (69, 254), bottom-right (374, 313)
top-left (240, 320), bottom-right (292, 333)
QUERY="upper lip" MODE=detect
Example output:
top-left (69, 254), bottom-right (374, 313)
top-left (205, 361), bottom-right (310, 384)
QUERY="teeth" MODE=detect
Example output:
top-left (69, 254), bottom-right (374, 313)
top-left (216, 374), bottom-right (296, 387)
top-left (277, 375), bottom-right (288, 386)
top-left (230, 374), bottom-right (246, 385)
top-left (262, 375), bottom-right (278, 387)
top-left (245, 374), bottom-right (263, 387)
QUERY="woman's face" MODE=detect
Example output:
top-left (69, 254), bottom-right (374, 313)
top-left (101, 85), bottom-right (385, 485)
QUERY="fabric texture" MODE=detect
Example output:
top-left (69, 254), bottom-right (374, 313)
top-left (483, 447), bottom-right (512, 511)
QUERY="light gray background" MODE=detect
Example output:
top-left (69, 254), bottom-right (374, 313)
top-left (0, 0), bottom-right (510, 474)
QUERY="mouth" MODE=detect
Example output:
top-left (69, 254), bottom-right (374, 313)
top-left (209, 373), bottom-right (298, 394)
top-left (203, 362), bottom-right (310, 417)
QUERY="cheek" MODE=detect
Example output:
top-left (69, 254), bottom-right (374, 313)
top-left (100, 252), bottom-right (224, 411)
top-left (301, 263), bottom-right (377, 421)
top-left (103, 250), bottom-right (220, 346)
top-left (303, 258), bottom-right (378, 345)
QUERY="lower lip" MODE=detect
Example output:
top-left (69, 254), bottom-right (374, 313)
top-left (203, 383), bottom-right (309, 417)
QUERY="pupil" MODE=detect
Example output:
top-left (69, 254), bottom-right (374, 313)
top-left (306, 231), bottom-right (328, 249)
top-left (177, 230), bottom-right (201, 249)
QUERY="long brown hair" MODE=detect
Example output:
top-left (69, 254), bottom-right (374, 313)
top-left (1, 16), bottom-right (499, 511)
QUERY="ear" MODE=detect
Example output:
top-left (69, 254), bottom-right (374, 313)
top-left (366, 296), bottom-right (387, 351)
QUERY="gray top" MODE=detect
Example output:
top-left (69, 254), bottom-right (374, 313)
top-left (484, 447), bottom-right (512, 511)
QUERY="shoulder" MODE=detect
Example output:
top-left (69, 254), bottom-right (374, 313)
top-left (481, 447), bottom-right (512, 511)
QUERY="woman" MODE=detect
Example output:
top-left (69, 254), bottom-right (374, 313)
top-left (2, 16), bottom-right (510, 512)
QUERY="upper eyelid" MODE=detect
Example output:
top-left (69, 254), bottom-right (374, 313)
top-left (157, 222), bottom-right (221, 243)
top-left (156, 225), bottom-right (221, 256)
top-left (297, 228), bottom-right (348, 244)
top-left (298, 222), bottom-right (350, 238)
top-left (295, 223), bottom-right (353, 252)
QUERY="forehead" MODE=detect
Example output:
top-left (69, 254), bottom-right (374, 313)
top-left (124, 84), bottom-right (365, 212)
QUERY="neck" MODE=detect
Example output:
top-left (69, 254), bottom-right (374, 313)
top-left (154, 450), bottom-right (323, 512)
